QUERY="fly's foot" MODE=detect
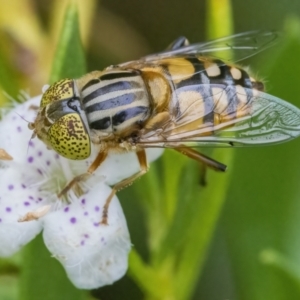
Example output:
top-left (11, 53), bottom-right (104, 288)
top-left (58, 173), bottom-right (91, 198)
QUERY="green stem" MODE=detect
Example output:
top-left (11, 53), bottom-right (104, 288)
top-left (206, 0), bottom-right (233, 39)
top-left (128, 250), bottom-right (173, 300)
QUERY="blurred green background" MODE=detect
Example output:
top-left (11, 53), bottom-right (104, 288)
top-left (1, 1), bottom-right (300, 300)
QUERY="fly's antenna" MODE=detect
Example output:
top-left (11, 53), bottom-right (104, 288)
top-left (15, 111), bottom-right (37, 131)
top-left (15, 112), bottom-right (29, 123)
top-left (13, 112), bottom-right (37, 158)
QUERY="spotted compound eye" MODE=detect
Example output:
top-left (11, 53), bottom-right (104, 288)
top-left (41, 78), bottom-right (74, 107)
top-left (47, 113), bottom-right (91, 160)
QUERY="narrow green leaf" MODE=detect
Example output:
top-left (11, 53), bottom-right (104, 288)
top-left (161, 150), bottom-right (187, 224)
top-left (49, 2), bottom-right (86, 83)
top-left (133, 158), bottom-right (169, 254)
top-left (152, 157), bottom-right (203, 265)
top-left (0, 47), bottom-right (20, 101)
top-left (174, 149), bottom-right (234, 300)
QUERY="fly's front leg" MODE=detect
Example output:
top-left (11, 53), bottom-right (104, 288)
top-left (58, 150), bottom-right (108, 198)
top-left (100, 149), bottom-right (148, 225)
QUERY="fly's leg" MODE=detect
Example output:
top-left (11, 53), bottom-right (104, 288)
top-left (58, 150), bottom-right (108, 198)
top-left (175, 147), bottom-right (227, 185)
top-left (100, 149), bottom-right (148, 225)
top-left (58, 149), bottom-right (148, 225)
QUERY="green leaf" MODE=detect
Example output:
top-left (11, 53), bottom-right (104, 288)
top-left (49, 2), bottom-right (86, 83)
top-left (0, 47), bottom-right (20, 102)
top-left (222, 17), bottom-right (300, 300)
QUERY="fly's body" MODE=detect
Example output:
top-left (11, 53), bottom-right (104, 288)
top-left (74, 56), bottom-right (264, 149)
top-left (30, 31), bottom-right (300, 224)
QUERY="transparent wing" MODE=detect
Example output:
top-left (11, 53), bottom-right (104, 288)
top-left (137, 86), bottom-right (300, 148)
top-left (140, 30), bottom-right (279, 63)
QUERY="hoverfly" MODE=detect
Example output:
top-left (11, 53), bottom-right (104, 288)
top-left (29, 31), bottom-right (300, 224)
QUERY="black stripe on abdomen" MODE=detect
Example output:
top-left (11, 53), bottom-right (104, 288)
top-left (210, 59), bottom-right (235, 85)
top-left (99, 70), bottom-right (141, 81)
top-left (82, 81), bottom-right (136, 104)
top-left (82, 79), bottom-right (100, 91)
top-left (89, 106), bottom-right (148, 130)
top-left (112, 106), bottom-right (148, 126)
top-left (174, 57), bottom-right (214, 124)
top-left (85, 92), bottom-right (136, 113)
top-left (234, 69), bottom-right (252, 89)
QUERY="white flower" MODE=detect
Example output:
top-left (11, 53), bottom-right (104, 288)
top-left (0, 95), bottom-right (163, 289)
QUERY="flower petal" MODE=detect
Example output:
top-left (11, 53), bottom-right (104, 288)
top-left (97, 148), bottom-right (164, 185)
top-left (0, 167), bottom-right (46, 256)
top-left (43, 183), bottom-right (131, 289)
top-left (0, 96), bottom-right (42, 164)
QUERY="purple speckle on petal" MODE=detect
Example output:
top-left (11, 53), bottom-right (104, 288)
top-left (8, 185), bottom-right (14, 191)
top-left (29, 141), bottom-right (34, 147)
top-left (24, 202), bottom-right (30, 206)
top-left (17, 126), bottom-right (22, 132)
top-left (38, 197), bottom-right (43, 202)
top-left (81, 199), bottom-right (86, 205)
top-left (64, 207), bottom-right (69, 212)
top-left (21, 184), bottom-right (26, 189)
top-left (0, 218), bottom-right (2, 222)
top-left (93, 222), bottom-right (99, 227)
top-left (84, 234), bottom-right (89, 238)
top-left (46, 160), bottom-right (51, 166)
top-left (28, 156), bottom-right (34, 163)
top-left (29, 196), bottom-right (34, 200)
top-left (37, 169), bottom-right (43, 175)
top-left (101, 237), bottom-right (105, 242)
top-left (38, 151), bottom-right (42, 156)
top-left (80, 240), bottom-right (85, 246)
top-left (83, 211), bottom-right (88, 216)
top-left (55, 154), bottom-right (60, 159)
top-left (70, 217), bottom-right (77, 224)
top-left (6, 207), bottom-right (11, 212)
top-left (94, 206), bottom-right (100, 212)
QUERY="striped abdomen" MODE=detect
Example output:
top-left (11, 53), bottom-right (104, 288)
top-left (78, 70), bottom-right (151, 135)
top-left (156, 57), bottom-right (264, 138)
